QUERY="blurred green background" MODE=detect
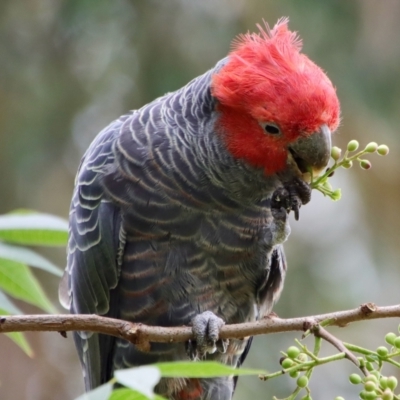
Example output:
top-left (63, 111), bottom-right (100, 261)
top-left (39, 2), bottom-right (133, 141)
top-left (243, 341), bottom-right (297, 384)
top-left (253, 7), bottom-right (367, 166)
top-left (1, 0), bottom-right (399, 399)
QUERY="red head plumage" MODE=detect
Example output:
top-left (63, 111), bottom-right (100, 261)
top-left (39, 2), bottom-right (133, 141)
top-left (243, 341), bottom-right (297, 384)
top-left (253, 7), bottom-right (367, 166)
top-left (212, 18), bottom-right (340, 175)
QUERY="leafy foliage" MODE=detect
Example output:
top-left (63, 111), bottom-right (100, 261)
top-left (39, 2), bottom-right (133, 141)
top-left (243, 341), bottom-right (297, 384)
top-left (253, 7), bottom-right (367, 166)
top-left (0, 210), bottom-right (67, 355)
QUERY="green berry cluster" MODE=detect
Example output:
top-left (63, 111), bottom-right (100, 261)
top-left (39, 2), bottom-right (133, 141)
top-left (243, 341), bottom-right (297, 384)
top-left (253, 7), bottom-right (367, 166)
top-left (349, 372), bottom-right (397, 400)
top-left (346, 326), bottom-right (400, 400)
top-left (280, 345), bottom-right (313, 399)
top-left (311, 140), bottom-right (389, 200)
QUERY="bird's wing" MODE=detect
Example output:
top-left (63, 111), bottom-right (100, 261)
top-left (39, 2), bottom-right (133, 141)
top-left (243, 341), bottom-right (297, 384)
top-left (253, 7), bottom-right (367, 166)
top-left (59, 117), bottom-right (129, 390)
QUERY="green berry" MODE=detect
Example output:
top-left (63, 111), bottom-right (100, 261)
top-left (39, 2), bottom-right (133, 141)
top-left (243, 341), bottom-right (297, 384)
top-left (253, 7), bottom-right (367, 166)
top-left (289, 370), bottom-right (299, 378)
top-left (287, 346), bottom-right (301, 359)
top-left (342, 160), bottom-right (353, 169)
top-left (365, 374), bottom-right (379, 384)
top-left (380, 377), bottom-right (388, 389)
top-left (323, 181), bottom-right (333, 191)
top-left (358, 357), bottom-right (366, 367)
top-left (360, 159), bottom-right (372, 170)
top-left (381, 389), bottom-right (394, 400)
top-left (364, 142), bottom-right (378, 153)
top-left (370, 371), bottom-right (381, 380)
top-left (281, 358), bottom-right (294, 369)
top-left (377, 145), bottom-right (389, 156)
top-left (364, 380), bottom-right (377, 392)
top-left (331, 188), bottom-right (342, 201)
top-left (376, 346), bottom-right (389, 357)
top-left (361, 391), bottom-right (377, 400)
top-left (349, 373), bottom-right (362, 385)
top-left (347, 140), bottom-right (359, 152)
top-left (393, 336), bottom-right (400, 349)
top-left (385, 332), bottom-right (397, 346)
top-left (331, 146), bottom-right (342, 161)
top-left (387, 376), bottom-right (398, 391)
top-left (335, 397), bottom-right (345, 400)
top-left (297, 375), bottom-right (309, 388)
top-left (300, 395), bottom-right (312, 400)
top-left (366, 362), bottom-right (374, 371)
top-left (297, 353), bottom-right (308, 363)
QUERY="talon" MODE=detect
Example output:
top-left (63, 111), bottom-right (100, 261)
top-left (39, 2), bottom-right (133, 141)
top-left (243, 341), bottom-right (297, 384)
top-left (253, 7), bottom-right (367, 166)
top-left (190, 311), bottom-right (225, 359)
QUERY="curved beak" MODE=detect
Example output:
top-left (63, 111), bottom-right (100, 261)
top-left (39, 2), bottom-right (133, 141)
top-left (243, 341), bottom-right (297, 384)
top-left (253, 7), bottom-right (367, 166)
top-left (288, 124), bottom-right (331, 177)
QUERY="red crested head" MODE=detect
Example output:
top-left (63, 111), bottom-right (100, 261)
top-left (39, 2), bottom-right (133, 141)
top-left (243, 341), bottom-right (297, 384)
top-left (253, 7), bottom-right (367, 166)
top-left (212, 18), bottom-right (340, 176)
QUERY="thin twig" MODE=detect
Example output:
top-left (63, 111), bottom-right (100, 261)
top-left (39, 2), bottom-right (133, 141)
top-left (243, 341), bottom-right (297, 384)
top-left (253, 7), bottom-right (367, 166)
top-left (0, 303), bottom-right (399, 350)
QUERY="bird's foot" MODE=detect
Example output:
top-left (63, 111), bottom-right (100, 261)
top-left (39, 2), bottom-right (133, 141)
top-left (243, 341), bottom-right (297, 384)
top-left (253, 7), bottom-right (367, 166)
top-left (187, 311), bottom-right (228, 360)
top-left (271, 178), bottom-right (311, 221)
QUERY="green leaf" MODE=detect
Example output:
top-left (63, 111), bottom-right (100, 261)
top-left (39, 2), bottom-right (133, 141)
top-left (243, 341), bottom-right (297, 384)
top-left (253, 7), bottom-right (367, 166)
top-left (0, 298), bottom-right (33, 356)
top-left (109, 388), bottom-right (167, 400)
top-left (155, 361), bottom-right (267, 378)
top-left (0, 259), bottom-right (57, 313)
top-left (115, 367), bottom-right (161, 399)
top-left (0, 213), bottom-right (68, 246)
top-left (74, 383), bottom-right (113, 400)
top-left (0, 242), bottom-right (62, 276)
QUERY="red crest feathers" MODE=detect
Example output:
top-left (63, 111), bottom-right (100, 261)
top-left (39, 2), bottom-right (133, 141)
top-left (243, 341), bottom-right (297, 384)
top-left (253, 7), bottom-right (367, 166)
top-left (211, 18), bottom-right (340, 175)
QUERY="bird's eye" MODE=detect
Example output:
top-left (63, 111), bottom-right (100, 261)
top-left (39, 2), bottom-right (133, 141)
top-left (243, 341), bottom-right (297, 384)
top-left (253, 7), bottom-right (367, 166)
top-left (261, 122), bottom-right (281, 135)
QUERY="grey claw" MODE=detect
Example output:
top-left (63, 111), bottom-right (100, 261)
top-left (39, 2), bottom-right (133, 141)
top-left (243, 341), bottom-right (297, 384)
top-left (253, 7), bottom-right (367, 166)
top-left (190, 311), bottom-right (225, 358)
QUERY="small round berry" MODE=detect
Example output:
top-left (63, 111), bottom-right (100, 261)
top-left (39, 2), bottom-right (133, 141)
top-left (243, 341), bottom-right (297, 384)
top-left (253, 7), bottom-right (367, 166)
top-left (381, 389), bottom-right (394, 400)
top-left (393, 336), bottom-right (400, 349)
top-left (387, 376), bottom-right (398, 390)
top-left (377, 145), bottom-right (389, 156)
top-left (370, 371), bottom-right (381, 380)
top-left (360, 159), bottom-right (372, 170)
top-left (289, 370), bottom-right (299, 378)
top-left (365, 374), bottom-right (379, 384)
top-left (364, 142), bottom-right (378, 153)
top-left (297, 353), bottom-right (308, 363)
top-left (342, 160), bottom-right (353, 169)
top-left (349, 373), bottom-right (362, 385)
top-left (281, 358), bottom-right (294, 369)
top-left (331, 189), bottom-right (342, 201)
top-left (287, 346), bottom-right (301, 359)
top-left (385, 332), bottom-right (397, 346)
top-left (347, 140), bottom-right (359, 152)
top-left (331, 146), bottom-right (342, 161)
top-left (364, 380), bottom-right (377, 392)
top-left (376, 346), bottom-right (389, 357)
top-left (297, 375), bottom-right (309, 388)
top-left (366, 362), bottom-right (374, 372)
top-left (380, 376), bottom-right (389, 389)
top-left (361, 390), bottom-right (377, 400)
top-left (334, 397), bottom-right (345, 400)
top-left (300, 395), bottom-right (312, 400)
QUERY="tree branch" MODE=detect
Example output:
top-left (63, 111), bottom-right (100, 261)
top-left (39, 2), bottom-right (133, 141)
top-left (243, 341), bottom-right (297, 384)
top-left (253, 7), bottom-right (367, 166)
top-left (0, 303), bottom-right (397, 351)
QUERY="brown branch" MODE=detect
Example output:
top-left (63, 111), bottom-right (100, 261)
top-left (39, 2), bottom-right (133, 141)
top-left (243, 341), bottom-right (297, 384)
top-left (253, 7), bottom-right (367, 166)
top-left (0, 303), bottom-right (398, 350)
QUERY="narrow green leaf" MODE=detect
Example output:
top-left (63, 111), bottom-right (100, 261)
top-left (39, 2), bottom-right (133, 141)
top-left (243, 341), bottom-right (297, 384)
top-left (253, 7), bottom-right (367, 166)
top-left (0, 259), bottom-right (57, 313)
top-left (108, 388), bottom-right (168, 400)
top-left (0, 304), bottom-right (33, 357)
top-left (115, 367), bottom-right (160, 399)
top-left (0, 242), bottom-right (62, 276)
top-left (0, 213), bottom-right (68, 246)
top-left (74, 383), bottom-right (113, 400)
top-left (155, 361), bottom-right (267, 378)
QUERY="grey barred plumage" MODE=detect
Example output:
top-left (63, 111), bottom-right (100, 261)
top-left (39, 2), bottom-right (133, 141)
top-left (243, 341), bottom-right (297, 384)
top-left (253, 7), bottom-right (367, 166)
top-left (60, 19), bottom-right (338, 400)
top-left (60, 63), bottom-right (289, 399)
